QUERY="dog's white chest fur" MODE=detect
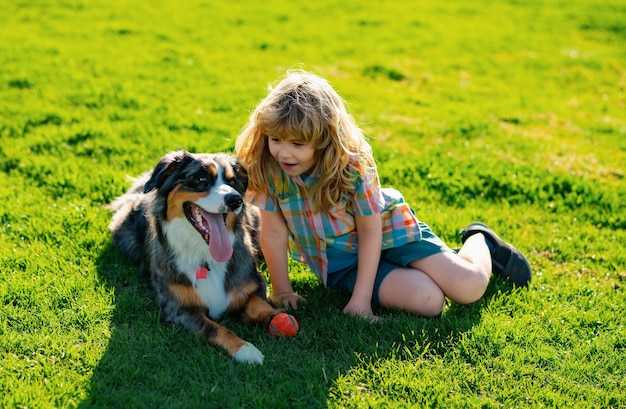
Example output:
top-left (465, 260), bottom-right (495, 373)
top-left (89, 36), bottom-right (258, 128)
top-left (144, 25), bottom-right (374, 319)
top-left (163, 218), bottom-right (235, 319)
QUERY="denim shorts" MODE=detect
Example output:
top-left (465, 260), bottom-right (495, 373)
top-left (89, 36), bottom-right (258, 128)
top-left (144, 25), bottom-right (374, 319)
top-left (325, 222), bottom-right (452, 305)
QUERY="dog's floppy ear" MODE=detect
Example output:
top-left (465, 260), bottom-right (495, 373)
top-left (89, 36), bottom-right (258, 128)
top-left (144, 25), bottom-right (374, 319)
top-left (230, 156), bottom-right (249, 191)
top-left (144, 150), bottom-right (189, 193)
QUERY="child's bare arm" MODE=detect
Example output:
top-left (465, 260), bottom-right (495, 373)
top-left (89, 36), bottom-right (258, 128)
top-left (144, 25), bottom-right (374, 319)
top-left (343, 213), bottom-right (382, 321)
top-left (259, 209), bottom-right (304, 309)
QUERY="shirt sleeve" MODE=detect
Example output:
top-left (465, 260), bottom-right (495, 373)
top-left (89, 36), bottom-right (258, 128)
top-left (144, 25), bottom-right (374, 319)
top-left (351, 164), bottom-right (385, 216)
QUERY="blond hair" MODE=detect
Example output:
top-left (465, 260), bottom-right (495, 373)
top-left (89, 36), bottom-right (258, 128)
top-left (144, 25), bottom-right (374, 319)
top-left (236, 71), bottom-right (376, 213)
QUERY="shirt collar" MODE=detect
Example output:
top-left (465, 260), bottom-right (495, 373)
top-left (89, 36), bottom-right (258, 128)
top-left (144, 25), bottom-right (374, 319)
top-left (290, 169), bottom-right (320, 188)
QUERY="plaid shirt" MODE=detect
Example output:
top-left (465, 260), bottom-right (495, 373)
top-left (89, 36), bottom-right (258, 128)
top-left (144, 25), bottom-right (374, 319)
top-left (247, 158), bottom-right (422, 285)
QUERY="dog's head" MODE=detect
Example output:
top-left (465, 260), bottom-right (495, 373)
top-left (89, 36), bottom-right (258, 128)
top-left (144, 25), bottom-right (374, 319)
top-left (144, 150), bottom-right (249, 262)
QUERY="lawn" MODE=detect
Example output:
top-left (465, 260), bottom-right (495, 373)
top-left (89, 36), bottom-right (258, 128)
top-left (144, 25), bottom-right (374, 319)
top-left (1, 0), bottom-right (625, 407)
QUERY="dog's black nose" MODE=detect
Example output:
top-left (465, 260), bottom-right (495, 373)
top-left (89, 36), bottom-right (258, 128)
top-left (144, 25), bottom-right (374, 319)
top-left (225, 193), bottom-right (243, 210)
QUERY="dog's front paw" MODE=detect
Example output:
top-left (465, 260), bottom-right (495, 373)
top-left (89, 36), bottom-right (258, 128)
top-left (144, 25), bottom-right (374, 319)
top-left (233, 342), bottom-right (264, 365)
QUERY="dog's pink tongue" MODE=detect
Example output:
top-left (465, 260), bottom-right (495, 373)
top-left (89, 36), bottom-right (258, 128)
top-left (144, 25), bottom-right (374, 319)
top-left (205, 213), bottom-right (233, 262)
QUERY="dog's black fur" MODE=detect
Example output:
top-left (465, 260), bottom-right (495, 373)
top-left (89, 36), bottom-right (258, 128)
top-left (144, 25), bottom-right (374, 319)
top-left (108, 150), bottom-right (279, 364)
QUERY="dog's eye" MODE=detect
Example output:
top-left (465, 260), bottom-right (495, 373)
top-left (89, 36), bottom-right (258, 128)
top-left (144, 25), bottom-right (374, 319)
top-left (227, 178), bottom-right (243, 191)
top-left (197, 176), bottom-right (208, 184)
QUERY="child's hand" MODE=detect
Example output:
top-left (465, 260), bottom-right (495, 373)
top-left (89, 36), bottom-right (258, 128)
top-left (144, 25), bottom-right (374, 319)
top-left (274, 291), bottom-right (306, 310)
top-left (343, 302), bottom-right (380, 323)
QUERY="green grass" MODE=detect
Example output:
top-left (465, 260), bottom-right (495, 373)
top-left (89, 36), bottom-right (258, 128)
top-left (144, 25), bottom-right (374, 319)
top-left (1, 0), bottom-right (625, 407)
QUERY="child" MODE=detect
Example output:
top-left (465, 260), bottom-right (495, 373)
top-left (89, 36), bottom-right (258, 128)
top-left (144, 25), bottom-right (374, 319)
top-left (235, 70), bottom-right (531, 321)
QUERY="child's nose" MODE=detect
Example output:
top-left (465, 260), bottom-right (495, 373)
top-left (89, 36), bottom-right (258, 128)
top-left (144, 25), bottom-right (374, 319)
top-left (279, 147), bottom-right (293, 158)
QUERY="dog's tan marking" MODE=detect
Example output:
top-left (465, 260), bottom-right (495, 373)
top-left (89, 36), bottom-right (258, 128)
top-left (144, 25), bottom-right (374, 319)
top-left (242, 294), bottom-right (280, 325)
top-left (166, 186), bottom-right (208, 222)
top-left (211, 325), bottom-right (247, 356)
top-left (227, 281), bottom-right (258, 311)
top-left (228, 282), bottom-right (278, 324)
top-left (225, 213), bottom-right (238, 231)
top-left (205, 162), bottom-right (218, 177)
top-left (223, 165), bottom-right (235, 180)
top-left (168, 282), bottom-right (205, 308)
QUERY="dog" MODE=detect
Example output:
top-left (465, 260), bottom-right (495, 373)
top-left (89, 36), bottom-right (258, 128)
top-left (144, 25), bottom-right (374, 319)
top-left (108, 150), bottom-right (280, 365)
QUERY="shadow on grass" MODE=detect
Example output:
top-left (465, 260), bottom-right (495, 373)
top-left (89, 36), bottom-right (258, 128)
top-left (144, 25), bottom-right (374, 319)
top-left (80, 243), bottom-right (508, 408)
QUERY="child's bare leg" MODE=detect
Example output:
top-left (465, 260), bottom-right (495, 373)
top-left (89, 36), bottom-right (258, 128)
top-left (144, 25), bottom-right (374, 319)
top-left (377, 269), bottom-right (445, 316)
top-left (410, 233), bottom-right (491, 304)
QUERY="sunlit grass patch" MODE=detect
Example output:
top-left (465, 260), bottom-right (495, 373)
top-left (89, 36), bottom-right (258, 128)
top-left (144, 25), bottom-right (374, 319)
top-left (1, 0), bottom-right (625, 407)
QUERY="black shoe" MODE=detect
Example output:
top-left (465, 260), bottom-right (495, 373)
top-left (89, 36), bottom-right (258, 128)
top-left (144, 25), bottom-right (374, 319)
top-left (460, 222), bottom-right (532, 287)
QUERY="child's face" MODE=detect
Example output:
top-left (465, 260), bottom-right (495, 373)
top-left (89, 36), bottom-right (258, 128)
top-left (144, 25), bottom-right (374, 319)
top-left (267, 135), bottom-right (316, 176)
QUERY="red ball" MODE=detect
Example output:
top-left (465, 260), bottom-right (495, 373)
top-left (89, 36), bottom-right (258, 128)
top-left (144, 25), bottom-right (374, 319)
top-left (269, 313), bottom-right (299, 338)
